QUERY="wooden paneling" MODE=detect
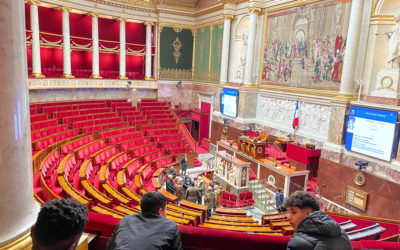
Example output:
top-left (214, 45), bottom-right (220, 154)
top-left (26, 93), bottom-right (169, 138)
top-left (210, 121), bottom-right (244, 144)
top-left (318, 158), bottom-right (400, 220)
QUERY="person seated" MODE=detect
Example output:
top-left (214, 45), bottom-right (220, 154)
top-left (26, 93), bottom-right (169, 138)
top-left (107, 191), bottom-right (182, 250)
top-left (285, 191), bottom-right (352, 250)
top-left (31, 198), bottom-right (88, 250)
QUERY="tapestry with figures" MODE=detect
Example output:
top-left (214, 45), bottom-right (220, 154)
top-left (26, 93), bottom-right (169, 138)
top-left (261, 0), bottom-right (352, 90)
top-left (159, 26), bottom-right (193, 80)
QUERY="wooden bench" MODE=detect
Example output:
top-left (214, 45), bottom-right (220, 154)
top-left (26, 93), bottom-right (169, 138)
top-left (339, 220), bottom-right (357, 232)
top-left (179, 200), bottom-right (207, 222)
top-left (210, 214), bottom-right (256, 223)
top-left (199, 223), bottom-right (280, 234)
top-left (261, 212), bottom-right (288, 225)
top-left (91, 204), bottom-right (124, 219)
top-left (121, 186), bottom-right (141, 204)
top-left (270, 220), bottom-right (291, 230)
top-left (81, 180), bottom-right (112, 206)
top-left (215, 208), bottom-right (247, 216)
top-left (167, 204), bottom-right (202, 225)
top-left (207, 219), bottom-right (260, 227)
top-left (102, 182), bottom-right (131, 205)
top-left (57, 176), bottom-right (91, 205)
top-left (347, 223), bottom-right (386, 241)
top-left (158, 189), bottom-right (179, 204)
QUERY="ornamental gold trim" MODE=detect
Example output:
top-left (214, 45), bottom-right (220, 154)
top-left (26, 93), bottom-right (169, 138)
top-left (353, 171), bottom-right (366, 186)
top-left (26, 0), bottom-right (40, 5)
top-left (172, 37), bottom-right (182, 64)
top-left (379, 76), bottom-right (394, 91)
top-left (265, 0), bottom-right (321, 13)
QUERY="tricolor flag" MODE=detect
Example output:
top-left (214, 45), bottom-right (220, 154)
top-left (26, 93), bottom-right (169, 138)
top-left (292, 101), bottom-right (299, 129)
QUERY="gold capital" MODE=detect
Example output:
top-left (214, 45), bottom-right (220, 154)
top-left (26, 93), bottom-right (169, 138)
top-left (88, 12), bottom-right (98, 17)
top-left (248, 7), bottom-right (262, 14)
top-left (59, 7), bottom-right (72, 12)
top-left (223, 15), bottom-right (234, 21)
top-left (117, 17), bottom-right (127, 22)
top-left (144, 21), bottom-right (154, 26)
top-left (26, 0), bottom-right (40, 5)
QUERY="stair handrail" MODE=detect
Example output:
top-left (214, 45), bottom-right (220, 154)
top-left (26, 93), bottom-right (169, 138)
top-left (169, 105), bottom-right (197, 153)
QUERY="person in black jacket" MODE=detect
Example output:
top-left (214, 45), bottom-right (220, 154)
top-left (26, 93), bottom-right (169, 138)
top-left (107, 191), bottom-right (182, 250)
top-left (182, 173), bottom-right (192, 192)
top-left (284, 191), bottom-right (352, 250)
top-left (180, 153), bottom-right (188, 176)
top-left (166, 174), bottom-right (176, 194)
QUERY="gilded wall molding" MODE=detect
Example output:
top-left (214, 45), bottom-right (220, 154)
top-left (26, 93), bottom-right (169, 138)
top-left (27, 78), bottom-right (158, 90)
top-left (159, 22), bottom-right (195, 31)
top-left (26, 0), bottom-right (40, 5)
top-left (264, 0), bottom-right (322, 13)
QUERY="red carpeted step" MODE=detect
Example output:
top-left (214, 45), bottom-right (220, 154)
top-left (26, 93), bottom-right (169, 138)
top-left (193, 157), bottom-right (202, 167)
top-left (249, 171), bottom-right (257, 181)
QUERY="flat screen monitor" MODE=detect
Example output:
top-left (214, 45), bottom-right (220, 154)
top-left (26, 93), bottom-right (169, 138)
top-left (221, 88), bottom-right (238, 118)
top-left (345, 106), bottom-right (398, 161)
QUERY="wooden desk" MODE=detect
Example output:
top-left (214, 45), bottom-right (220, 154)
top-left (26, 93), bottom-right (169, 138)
top-left (208, 219), bottom-right (260, 226)
top-left (81, 180), bottom-right (112, 206)
top-left (91, 205), bottom-right (124, 219)
top-left (167, 204), bottom-right (202, 225)
top-left (210, 214), bottom-right (255, 223)
top-left (339, 220), bottom-right (357, 231)
top-left (121, 186), bottom-right (141, 204)
top-left (179, 200), bottom-right (207, 222)
top-left (274, 138), bottom-right (293, 152)
top-left (262, 213), bottom-right (288, 225)
top-left (102, 183), bottom-right (131, 205)
top-left (347, 223), bottom-right (386, 241)
top-left (270, 220), bottom-right (291, 230)
top-left (282, 226), bottom-right (294, 236)
top-left (158, 188), bottom-right (179, 204)
top-left (215, 208), bottom-right (247, 216)
top-left (58, 176), bottom-right (91, 205)
top-left (238, 136), bottom-right (266, 159)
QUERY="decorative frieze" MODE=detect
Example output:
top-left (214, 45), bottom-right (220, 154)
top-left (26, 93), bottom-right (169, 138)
top-left (27, 78), bottom-right (158, 89)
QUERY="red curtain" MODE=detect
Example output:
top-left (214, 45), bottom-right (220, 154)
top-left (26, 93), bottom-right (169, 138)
top-left (40, 47), bottom-right (63, 77)
top-left (71, 51), bottom-right (92, 78)
top-left (126, 55), bottom-right (144, 79)
top-left (25, 3), bottom-right (31, 30)
top-left (38, 6), bottom-right (62, 34)
top-left (99, 17), bottom-right (119, 42)
top-left (70, 12), bottom-right (91, 38)
top-left (27, 46), bottom-right (32, 74)
top-left (126, 22), bottom-right (145, 44)
top-left (99, 52), bottom-right (119, 79)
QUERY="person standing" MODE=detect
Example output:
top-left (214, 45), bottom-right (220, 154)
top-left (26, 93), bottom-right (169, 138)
top-left (182, 173), bottom-right (192, 194)
top-left (213, 185), bottom-right (222, 210)
top-left (166, 174), bottom-right (175, 195)
top-left (285, 191), bottom-right (352, 250)
top-left (185, 182), bottom-right (198, 203)
top-left (204, 186), bottom-right (215, 220)
top-left (180, 153), bottom-right (188, 176)
top-left (195, 175), bottom-right (205, 205)
top-left (275, 188), bottom-right (285, 212)
top-left (175, 179), bottom-right (184, 202)
top-left (167, 166), bottom-right (177, 180)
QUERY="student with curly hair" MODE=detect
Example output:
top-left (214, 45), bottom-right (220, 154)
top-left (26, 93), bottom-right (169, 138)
top-left (285, 191), bottom-right (351, 250)
top-left (31, 198), bottom-right (89, 250)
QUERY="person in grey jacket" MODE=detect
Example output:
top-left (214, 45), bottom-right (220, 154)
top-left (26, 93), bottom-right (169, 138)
top-left (285, 191), bottom-right (352, 250)
top-left (106, 191), bottom-right (182, 250)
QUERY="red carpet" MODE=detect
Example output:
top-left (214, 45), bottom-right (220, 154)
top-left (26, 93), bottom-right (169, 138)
top-left (196, 142), bottom-right (209, 154)
top-left (265, 144), bottom-right (289, 164)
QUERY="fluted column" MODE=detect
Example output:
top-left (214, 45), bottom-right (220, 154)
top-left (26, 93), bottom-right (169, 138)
top-left (338, 0), bottom-right (364, 96)
top-left (61, 7), bottom-right (73, 78)
top-left (153, 24), bottom-right (158, 79)
top-left (90, 13), bottom-right (101, 78)
top-left (244, 8), bottom-right (261, 85)
top-left (119, 18), bottom-right (127, 79)
top-left (144, 22), bottom-right (153, 80)
top-left (219, 15), bottom-right (233, 84)
top-left (28, 0), bottom-right (44, 78)
top-left (0, 0), bottom-right (40, 247)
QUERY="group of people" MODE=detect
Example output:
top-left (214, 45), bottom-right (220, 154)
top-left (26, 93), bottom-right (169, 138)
top-left (31, 191), bottom-right (352, 250)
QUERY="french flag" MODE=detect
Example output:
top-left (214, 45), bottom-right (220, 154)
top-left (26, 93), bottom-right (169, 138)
top-left (292, 101), bottom-right (299, 129)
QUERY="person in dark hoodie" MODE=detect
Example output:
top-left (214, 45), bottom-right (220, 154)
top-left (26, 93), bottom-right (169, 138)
top-left (284, 191), bottom-right (352, 250)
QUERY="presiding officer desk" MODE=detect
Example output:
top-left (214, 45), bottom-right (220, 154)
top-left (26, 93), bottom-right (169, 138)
top-left (217, 140), bottom-right (309, 198)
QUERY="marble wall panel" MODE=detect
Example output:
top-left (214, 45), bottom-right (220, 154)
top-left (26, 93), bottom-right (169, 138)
top-left (326, 102), bottom-right (348, 145)
top-left (318, 158), bottom-right (400, 220)
top-left (157, 81), bottom-right (193, 109)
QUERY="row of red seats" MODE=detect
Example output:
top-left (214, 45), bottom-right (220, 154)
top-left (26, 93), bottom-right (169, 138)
top-left (34, 130), bottom-right (78, 151)
top-left (108, 132), bottom-right (143, 145)
top-left (141, 123), bottom-right (177, 132)
top-left (140, 106), bottom-right (170, 112)
top-left (62, 112), bottom-right (117, 124)
top-left (81, 122), bottom-right (129, 134)
top-left (131, 143), bottom-right (157, 159)
top-left (31, 124), bottom-right (69, 141)
top-left (111, 102), bottom-right (132, 111)
top-left (125, 115), bottom-right (146, 122)
top-left (51, 108), bottom-right (112, 119)
top-left (120, 137), bottom-right (150, 151)
top-left (61, 135), bottom-right (95, 155)
top-left (130, 120), bottom-right (149, 126)
top-left (30, 108), bottom-right (37, 115)
top-left (31, 119), bottom-right (58, 131)
top-left (152, 156), bottom-right (173, 170)
top-left (116, 107), bottom-right (137, 113)
top-left (41, 151), bottom-right (61, 178)
top-left (152, 118), bottom-right (177, 124)
top-left (76, 140), bottom-right (107, 161)
top-left (168, 146), bottom-right (190, 156)
top-left (109, 153), bottom-right (129, 171)
top-left (30, 114), bottom-right (48, 123)
top-left (98, 127), bottom-right (136, 139)
top-left (147, 128), bottom-right (179, 137)
top-left (143, 110), bottom-right (170, 116)
top-left (32, 100), bottom-right (110, 112)
top-left (160, 139), bottom-right (186, 150)
top-left (221, 191), bottom-right (255, 208)
top-left (137, 101), bottom-right (167, 107)
top-left (121, 111), bottom-right (141, 117)
top-left (93, 146), bottom-right (119, 166)
top-left (154, 134), bottom-right (182, 144)
top-left (147, 114), bottom-right (175, 120)
top-left (143, 150), bottom-right (163, 164)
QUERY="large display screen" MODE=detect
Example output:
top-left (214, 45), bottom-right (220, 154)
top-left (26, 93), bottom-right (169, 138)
top-left (345, 106), bottom-right (398, 161)
top-left (221, 88), bottom-right (238, 117)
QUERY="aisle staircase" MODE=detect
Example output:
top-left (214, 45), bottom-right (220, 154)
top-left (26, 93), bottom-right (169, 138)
top-left (247, 178), bottom-right (277, 214)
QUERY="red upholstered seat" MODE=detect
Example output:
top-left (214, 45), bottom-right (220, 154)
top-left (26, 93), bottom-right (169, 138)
top-left (221, 191), bottom-right (230, 207)
top-left (245, 191), bottom-right (255, 207)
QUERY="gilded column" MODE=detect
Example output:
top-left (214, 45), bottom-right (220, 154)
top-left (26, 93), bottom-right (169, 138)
top-left (61, 7), bottom-right (73, 78)
top-left (90, 13), bottom-right (101, 78)
top-left (338, 0), bottom-right (364, 96)
top-left (0, 0), bottom-right (40, 246)
top-left (244, 8), bottom-right (261, 85)
top-left (29, 0), bottom-right (44, 78)
top-left (145, 22), bottom-right (154, 80)
top-left (219, 15), bottom-right (233, 84)
top-left (119, 18), bottom-right (127, 79)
